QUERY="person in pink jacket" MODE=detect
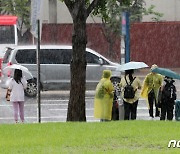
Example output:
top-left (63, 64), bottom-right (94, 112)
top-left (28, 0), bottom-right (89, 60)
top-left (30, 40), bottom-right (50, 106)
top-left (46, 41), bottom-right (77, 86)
top-left (8, 69), bottom-right (27, 123)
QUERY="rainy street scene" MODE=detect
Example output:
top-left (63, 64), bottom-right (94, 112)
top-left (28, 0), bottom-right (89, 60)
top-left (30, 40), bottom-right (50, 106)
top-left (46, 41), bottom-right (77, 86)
top-left (0, 0), bottom-right (180, 153)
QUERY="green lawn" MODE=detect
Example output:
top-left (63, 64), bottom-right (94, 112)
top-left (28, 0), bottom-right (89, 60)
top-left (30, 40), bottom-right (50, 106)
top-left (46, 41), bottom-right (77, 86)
top-left (0, 121), bottom-right (179, 154)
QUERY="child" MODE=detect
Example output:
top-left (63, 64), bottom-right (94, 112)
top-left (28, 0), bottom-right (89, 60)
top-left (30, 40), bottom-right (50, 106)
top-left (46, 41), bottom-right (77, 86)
top-left (160, 76), bottom-right (177, 120)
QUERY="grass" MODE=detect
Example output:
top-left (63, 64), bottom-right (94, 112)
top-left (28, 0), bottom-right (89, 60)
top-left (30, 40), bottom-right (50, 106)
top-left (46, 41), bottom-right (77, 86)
top-left (0, 121), bottom-right (180, 154)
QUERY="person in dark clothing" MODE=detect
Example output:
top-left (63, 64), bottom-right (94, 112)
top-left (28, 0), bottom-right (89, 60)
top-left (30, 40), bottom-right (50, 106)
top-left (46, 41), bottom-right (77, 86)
top-left (160, 76), bottom-right (177, 120)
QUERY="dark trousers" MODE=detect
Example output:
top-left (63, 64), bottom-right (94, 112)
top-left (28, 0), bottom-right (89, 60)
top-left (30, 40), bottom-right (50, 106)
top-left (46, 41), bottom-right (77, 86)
top-left (123, 100), bottom-right (138, 120)
top-left (160, 99), bottom-right (174, 120)
top-left (148, 91), bottom-right (160, 117)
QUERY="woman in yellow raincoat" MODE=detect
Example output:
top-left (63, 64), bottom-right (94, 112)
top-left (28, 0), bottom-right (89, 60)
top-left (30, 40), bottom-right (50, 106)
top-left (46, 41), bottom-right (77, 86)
top-left (94, 70), bottom-right (114, 121)
top-left (141, 64), bottom-right (163, 119)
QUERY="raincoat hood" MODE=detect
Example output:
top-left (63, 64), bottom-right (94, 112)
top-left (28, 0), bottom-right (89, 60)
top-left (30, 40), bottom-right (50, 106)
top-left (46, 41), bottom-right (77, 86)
top-left (103, 70), bottom-right (111, 79)
top-left (150, 64), bottom-right (158, 71)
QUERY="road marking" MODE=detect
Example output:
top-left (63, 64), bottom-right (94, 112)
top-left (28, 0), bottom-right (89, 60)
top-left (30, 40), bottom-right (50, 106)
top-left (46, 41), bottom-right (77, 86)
top-left (0, 104), bottom-right (149, 110)
top-left (48, 108), bottom-right (94, 111)
top-left (37, 97), bottom-right (94, 102)
top-left (41, 104), bottom-right (68, 106)
top-left (49, 109), bottom-right (67, 111)
top-left (42, 100), bottom-right (69, 102)
top-left (0, 103), bottom-right (68, 107)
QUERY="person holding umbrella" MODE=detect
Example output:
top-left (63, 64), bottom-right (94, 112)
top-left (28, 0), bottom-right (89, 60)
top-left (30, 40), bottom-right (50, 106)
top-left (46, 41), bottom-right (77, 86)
top-left (160, 76), bottom-right (177, 120)
top-left (119, 69), bottom-right (141, 120)
top-left (141, 64), bottom-right (163, 119)
top-left (150, 66), bottom-right (180, 120)
top-left (8, 69), bottom-right (27, 123)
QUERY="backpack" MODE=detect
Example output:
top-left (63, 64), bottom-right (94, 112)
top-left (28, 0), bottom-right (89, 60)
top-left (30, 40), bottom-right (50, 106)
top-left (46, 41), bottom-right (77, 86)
top-left (124, 76), bottom-right (136, 99)
top-left (162, 82), bottom-right (176, 100)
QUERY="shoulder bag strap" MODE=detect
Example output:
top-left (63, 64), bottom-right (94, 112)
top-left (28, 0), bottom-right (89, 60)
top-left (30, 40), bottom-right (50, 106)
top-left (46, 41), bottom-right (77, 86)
top-left (129, 77), bottom-right (136, 85)
top-left (125, 76), bottom-right (129, 85)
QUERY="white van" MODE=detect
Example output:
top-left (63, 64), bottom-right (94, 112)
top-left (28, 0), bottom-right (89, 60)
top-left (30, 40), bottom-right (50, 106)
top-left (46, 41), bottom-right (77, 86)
top-left (1, 45), bottom-right (121, 97)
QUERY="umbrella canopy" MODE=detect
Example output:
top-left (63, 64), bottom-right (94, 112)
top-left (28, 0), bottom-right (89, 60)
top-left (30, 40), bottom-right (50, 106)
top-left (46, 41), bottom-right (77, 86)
top-left (151, 67), bottom-right (180, 80)
top-left (117, 61), bottom-right (149, 71)
top-left (3, 64), bottom-right (33, 80)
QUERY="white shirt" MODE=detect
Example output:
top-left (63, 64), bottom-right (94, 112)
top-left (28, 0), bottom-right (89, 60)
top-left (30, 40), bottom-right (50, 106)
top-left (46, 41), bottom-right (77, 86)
top-left (8, 77), bottom-right (27, 102)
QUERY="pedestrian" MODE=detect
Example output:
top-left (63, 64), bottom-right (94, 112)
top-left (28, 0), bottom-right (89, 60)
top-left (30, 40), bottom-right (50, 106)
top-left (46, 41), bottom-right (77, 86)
top-left (160, 76), bottom-right (177, 120)
top-left (141, 64), bottom-right (163, 120)
top-left (118, 69), bottom-right (141, 120)
top-left (94, 70), bottom-right (114, 122)
top-left (8, 69), bottom-right (27, 123)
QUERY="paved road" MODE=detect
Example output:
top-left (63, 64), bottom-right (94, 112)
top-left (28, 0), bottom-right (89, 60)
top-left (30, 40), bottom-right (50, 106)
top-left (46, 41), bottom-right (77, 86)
top-left (0, 89), bottom-right (99, 123)
top-left (1, 69), bottom-right (180, 124)
top-left (0, 88), bottom-right (177, 124)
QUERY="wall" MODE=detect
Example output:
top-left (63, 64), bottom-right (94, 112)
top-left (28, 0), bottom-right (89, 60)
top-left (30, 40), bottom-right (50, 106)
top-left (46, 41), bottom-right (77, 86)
top-left (41, 22), bottom-right (180, 68)
top-left (131, 22), bottom-right (180, 67)
top-left (41, 23), bottom-right (121, 62)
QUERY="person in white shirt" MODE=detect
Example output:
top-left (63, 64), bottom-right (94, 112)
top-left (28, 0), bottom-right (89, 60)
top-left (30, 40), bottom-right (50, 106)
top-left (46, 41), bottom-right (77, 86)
top-left (8, 69), bottom-right (27, 123)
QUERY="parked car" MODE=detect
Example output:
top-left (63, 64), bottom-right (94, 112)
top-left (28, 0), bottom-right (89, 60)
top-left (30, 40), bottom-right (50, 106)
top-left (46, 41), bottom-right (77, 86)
top-left (1, 45), bottom-right (121, 97)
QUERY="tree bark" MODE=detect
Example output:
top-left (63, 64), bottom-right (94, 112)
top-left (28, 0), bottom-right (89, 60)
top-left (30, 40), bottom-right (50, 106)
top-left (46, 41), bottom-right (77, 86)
top-left (67, 4), bottom-right (87, 121)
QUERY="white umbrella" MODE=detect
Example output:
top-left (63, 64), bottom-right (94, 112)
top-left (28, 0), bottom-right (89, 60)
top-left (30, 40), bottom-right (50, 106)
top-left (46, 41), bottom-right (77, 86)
top-left (117, 61), bottom-right (149, 71)
top-left (3, 64), bottom-right (33, 80)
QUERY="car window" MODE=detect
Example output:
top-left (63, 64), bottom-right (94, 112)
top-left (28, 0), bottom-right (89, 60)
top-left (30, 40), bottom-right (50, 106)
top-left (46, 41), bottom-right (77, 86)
top-left (3, 47), bottom-right (13, 63)
top-left (61, 49), bottom-right (72, 64)
top-left (86, 52), bottom-right (100, 64)
top-left (15, 49), bottom-right (36, 64)
top-left (41, 49), bottom-right (72, 64)
top-left (41, 49), bottom-right (61, 64)
top-left (101, 58), bottom-right (109, 65)
top-left (0, 25), bottom-right (15, 44)
top-left (86, 52), bottom-right (110, 65)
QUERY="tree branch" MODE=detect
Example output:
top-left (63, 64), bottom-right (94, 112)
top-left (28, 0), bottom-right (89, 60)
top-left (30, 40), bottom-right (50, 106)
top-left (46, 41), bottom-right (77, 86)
top-left (86, 0), bottom-right (100, 18)
top-left (64, 0), bottom-right (74, 14)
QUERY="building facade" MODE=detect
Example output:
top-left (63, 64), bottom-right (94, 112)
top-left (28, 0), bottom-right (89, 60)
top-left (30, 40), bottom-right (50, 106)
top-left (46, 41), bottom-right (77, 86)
top-left (42, 0), bottom-right (180, 24)
top-left (40, 0), bottom-right (180, 67)
top-left (143, 0), bottom-right (180, 21)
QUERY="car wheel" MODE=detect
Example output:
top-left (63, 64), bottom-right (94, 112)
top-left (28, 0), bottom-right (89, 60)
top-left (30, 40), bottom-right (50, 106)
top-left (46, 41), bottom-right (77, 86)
top-left (25, 79), bottom-right (37, 97)
top-left (110, 77), bottom-right (121, 96)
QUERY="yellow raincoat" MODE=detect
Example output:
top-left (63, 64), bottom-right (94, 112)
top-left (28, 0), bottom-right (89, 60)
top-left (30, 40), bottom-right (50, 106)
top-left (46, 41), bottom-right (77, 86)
top-left (94, 70), bottom-right (114, 120)
top-left (141, 72), bottom-right (163, 108)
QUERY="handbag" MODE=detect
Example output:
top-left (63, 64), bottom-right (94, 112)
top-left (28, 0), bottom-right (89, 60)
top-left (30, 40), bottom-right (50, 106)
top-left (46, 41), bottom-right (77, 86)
top-left (5, 89), bottom-right (11, 101)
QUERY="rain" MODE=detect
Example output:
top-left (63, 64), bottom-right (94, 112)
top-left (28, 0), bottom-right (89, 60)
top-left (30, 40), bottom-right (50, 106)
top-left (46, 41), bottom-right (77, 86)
top-left (1, 0), bottom-right (180, 153)
top-left (0, 0), bottom-right (180, 123)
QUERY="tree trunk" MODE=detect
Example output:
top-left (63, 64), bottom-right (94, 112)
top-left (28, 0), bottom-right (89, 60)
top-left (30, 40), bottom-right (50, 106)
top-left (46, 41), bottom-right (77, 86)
top-left (67, 7), bottom-right (87, 121)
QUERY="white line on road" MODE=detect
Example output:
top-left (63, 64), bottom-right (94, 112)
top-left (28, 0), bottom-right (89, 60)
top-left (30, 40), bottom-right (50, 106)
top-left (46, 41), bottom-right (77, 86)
top-left (41, 104), bottom-right (68, 106)
top-left (42, 100), bottom-right (69, 102)
top-left (48, 108), bottom-right (94, 111)
top-left (0, 104), bottom-right (149, 110)
top-left (0, 103), bottom-right (68, 107)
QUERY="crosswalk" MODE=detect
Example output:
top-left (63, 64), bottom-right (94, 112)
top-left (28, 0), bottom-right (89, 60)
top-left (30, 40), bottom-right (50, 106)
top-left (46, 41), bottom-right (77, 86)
top-left (0, 95), bottom-right (177, 123)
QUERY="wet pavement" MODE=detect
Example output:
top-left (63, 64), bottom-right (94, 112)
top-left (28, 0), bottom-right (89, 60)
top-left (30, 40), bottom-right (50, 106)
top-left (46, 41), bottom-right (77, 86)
top-left (1, 68), bottom-right (180, 123)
